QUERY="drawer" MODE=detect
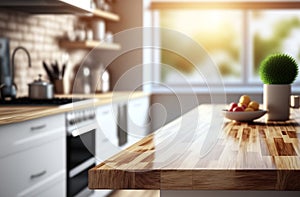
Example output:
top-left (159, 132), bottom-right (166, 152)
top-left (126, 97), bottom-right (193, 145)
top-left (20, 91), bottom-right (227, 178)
top-left (0, 137), bottom-right (66, 197)
top-left (32, 179), bottom-right (65, 197)
top-left (0, 114), bottom-right (65, 158)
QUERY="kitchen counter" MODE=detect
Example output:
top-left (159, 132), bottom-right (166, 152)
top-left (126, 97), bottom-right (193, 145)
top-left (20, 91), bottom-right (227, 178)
top-left (89, 104), bottom-right (300, 190)
top-left (0, 91), bottom-right (149, 125)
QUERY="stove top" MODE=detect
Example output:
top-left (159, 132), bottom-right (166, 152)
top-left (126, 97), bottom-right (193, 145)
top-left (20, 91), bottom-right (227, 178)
top-left (0, 97), bottom-right (84, 106)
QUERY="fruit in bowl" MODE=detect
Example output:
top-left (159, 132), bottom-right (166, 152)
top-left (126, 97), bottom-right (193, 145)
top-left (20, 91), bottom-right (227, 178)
top-left (239, 95), bottom-right (251, 106)
top-left (228, 95), bottom-right (260, 112)
top-left (248, 101), bottom-right (259, 110)
top-left (224, 95), bottom-right (267, 121)
top-left (245, 107), bottom-right (254, 112)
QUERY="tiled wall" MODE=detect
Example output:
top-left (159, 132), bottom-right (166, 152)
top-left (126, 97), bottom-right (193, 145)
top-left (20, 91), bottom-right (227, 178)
top-left (0, 10), bottom-right (87, 96)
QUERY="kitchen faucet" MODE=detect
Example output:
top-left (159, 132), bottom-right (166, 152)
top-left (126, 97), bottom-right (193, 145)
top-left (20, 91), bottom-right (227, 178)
top-left (12, 46), bottom-right (32, 82)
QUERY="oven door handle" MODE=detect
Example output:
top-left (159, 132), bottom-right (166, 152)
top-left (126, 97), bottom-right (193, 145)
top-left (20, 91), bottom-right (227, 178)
top-left (69, 123), bottom-right (98, 137)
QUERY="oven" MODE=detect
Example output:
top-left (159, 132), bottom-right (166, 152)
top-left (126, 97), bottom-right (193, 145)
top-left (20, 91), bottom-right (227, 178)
top-left (66, 107), bottom-right (97, 197)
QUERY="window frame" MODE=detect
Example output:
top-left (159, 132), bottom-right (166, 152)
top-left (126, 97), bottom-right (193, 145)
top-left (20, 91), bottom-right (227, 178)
top-left (145, 1), bottom-right (300, 93)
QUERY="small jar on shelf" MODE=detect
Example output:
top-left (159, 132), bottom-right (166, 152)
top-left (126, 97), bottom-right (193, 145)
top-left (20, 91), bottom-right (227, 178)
top-left (94, 0), bottom-right (112, 12)
top-left (86, 29), bottom-right (94, 41)
top-left (92, 20), bottom-right (106, 41)
top-left (75, 24), bottom-right (86, 41)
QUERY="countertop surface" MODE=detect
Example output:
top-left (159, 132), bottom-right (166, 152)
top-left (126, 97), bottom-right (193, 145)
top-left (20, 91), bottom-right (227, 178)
top-left (89, 104), bottom-right (300, 190)
top-left (0, 91), bottom-right (149, 126)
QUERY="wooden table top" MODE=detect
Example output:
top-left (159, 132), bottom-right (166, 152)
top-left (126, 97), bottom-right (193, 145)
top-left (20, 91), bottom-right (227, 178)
top-left (89, 104), bottom-right (300, 190)
top-left (0, 92), bottom-right (148, 125)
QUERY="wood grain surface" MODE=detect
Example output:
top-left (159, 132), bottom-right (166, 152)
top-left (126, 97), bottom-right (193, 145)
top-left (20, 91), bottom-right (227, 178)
top-left (0, 92), bottom-right (148, 125)
top-left (89, 105), bottom-right (300, 190)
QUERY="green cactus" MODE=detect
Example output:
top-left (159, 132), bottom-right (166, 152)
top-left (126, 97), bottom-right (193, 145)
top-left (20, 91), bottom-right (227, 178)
top-left (259, 53), bottom-right (298, 84)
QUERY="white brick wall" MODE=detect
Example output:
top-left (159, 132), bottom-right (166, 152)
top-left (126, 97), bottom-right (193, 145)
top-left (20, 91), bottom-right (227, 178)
top-left (0, 10), bottom-right (87, 96)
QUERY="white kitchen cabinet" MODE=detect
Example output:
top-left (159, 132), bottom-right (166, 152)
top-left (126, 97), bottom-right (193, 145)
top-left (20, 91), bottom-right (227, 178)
top-left (126, 96), bottom-right (150, 146)
top-left (0, 114), bottom-right (66, 197)
top-left (0, 114), bottom-right (65, 159)
top-left (91, 95), bottom-right (150, 196)
top-left (95, 95), bottom-right (150, 159)
top-left (95, 103), bottom-right (120, 163)
top-left (94, 104), bottom-right (119, 197)
top-left (32, 180), bottom-right (65, 197)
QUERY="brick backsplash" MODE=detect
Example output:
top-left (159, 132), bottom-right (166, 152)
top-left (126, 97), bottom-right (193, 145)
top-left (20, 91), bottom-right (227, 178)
top-left (0, 10), bottom-right (88, 96)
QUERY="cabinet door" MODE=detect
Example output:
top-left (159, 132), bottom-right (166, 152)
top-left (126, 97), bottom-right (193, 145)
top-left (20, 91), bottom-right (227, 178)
top-left (0, 138), bottom-right (66, 197)
top-left (127, 96), bottom-right (150, 145)
top-left (95, 104), bottom-right (120, 162)
top-left (0, 114), bottom-right (65, 158)
top-left (33, 180), bottom-right (65, 197)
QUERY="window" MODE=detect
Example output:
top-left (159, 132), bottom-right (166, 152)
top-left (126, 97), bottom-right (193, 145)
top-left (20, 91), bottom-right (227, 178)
top-left (150, 2), bottom-right (300, 91)
top-left (160, 10), bottom-right (243, 84)
top-left (250, 10), bottom-right (300, 83)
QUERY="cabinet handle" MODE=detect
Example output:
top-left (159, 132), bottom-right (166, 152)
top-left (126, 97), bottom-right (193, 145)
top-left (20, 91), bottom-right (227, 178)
top-left (30, 170), bottom-right (47, 179)
top-left (30, 124), bottom-right (46, 131)
top-left (101, 110), bottom-right (109, 115)
top-left (134, 103), bottom-right (142, 107)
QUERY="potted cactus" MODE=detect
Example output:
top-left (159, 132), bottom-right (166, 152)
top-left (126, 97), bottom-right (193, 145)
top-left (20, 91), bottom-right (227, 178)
top-left (259, 53), bottom-right (298, 120)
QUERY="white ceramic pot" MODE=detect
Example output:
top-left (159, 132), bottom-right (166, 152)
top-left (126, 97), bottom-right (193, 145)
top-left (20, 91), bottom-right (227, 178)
top-left (263, 84), bottom-right (291, 121)
top-left (92, 20), bottom-right (105, 41)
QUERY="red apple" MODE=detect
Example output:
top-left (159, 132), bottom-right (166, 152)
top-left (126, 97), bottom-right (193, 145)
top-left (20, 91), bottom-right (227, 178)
top-left (238, 103), bottom-right (247, 110)
top-left (233, 106), bottom-right (244, 112)
top-left (229, 102), bottom-right (238, 111)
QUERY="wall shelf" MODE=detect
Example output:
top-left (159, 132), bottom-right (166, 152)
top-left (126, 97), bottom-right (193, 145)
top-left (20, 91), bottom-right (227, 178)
top-left (90, 9), bottom-right (120, 21)
top-left (60, 40), bottom-right (121, 50)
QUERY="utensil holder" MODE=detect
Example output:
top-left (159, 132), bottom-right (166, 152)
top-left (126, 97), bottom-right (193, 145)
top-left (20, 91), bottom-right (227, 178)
top-left (54, 79), bottom-right (65, 94)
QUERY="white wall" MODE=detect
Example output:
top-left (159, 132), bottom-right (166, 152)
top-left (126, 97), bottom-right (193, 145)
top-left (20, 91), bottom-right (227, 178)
top-left (0, 11), bottom-right (86, 96)
top-left (97, 0), bottom-right (144, 91)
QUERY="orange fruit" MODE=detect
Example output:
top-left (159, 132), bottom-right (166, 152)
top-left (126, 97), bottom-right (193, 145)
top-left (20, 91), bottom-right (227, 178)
top-left (239, 95), bottom-right (251, 106)
top-left (245, 107), bottom-right (254, 112)
top-left (248, 101), bottom-right (259, 111)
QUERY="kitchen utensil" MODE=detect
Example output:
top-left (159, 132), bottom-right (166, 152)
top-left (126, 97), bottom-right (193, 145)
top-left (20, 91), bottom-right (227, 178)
top-left (51, 61), bottom-right (59, 79)
top-left (222, 110), bottom-right (267, 122)
top-left (28, 74), bottom-right (53, 99)
top-left (43, 61), bottom-right (54, 82)
top-left (62, 63), bottom-right (66, 78)
top-left (61, 53), bottom-right (69, 79)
